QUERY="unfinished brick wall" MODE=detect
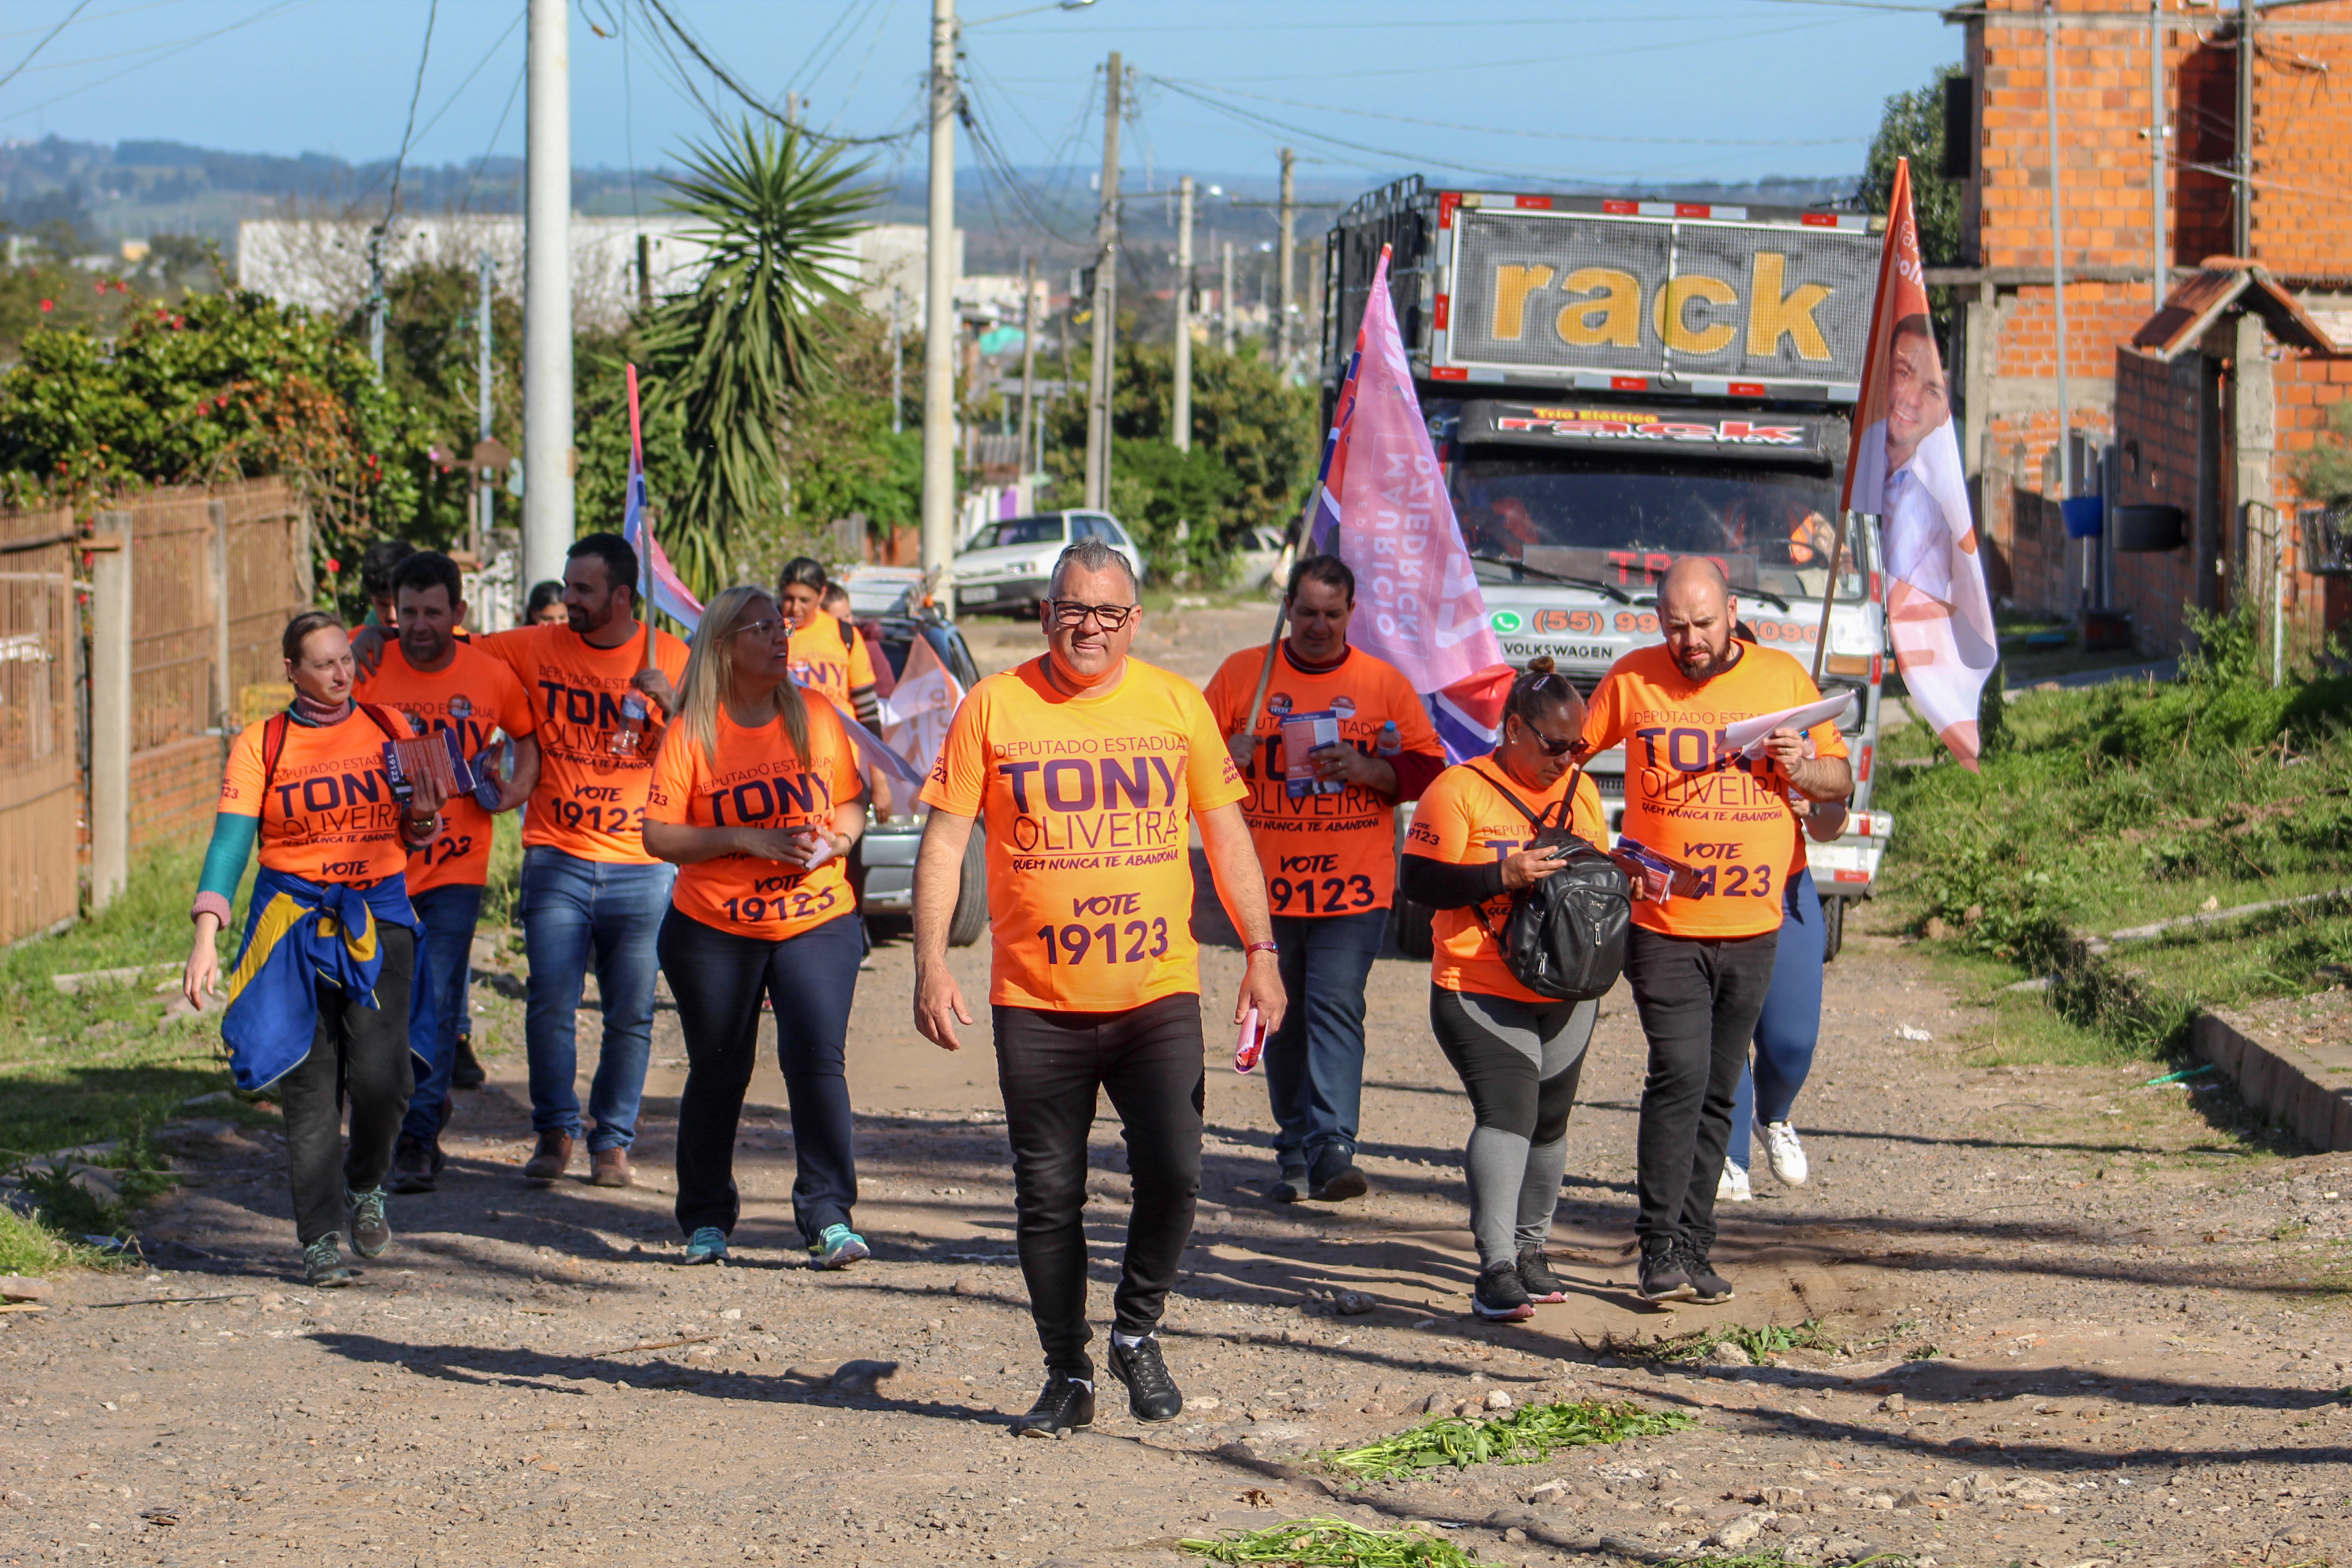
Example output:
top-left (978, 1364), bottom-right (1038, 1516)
top-left (2112, 347), bottom-right (2203, 657)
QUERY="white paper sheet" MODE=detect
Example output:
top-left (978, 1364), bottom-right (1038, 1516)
top-left (1720, 690), bottom-right (1855, 760)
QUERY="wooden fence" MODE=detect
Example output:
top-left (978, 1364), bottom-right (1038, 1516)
top-left (0, 504), bottom-right (78, 945)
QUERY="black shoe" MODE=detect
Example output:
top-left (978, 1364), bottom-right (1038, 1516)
top-left (1516, 1245), bottom-right (1569, 1303)
top-left (1637, 1243), bottom-right (1695, 1303)
top-left (303, 1233), bottom-right (355, 1288)
top-left (1679, 1244), bottom-right (1735, 1305)
top-left (1472, 1259), bottom-right (1535, 1322)
top-left (1307, 1149), bottom-right (1369, 1203)
top-left (1269, 1172), bottom-right (1307, 1204)
top-left (1011, 1374), bottom-right (1096, 1438)
top-left (387, 1136), bottom-right (438, 1195)
top-left (449, 1034), bottom-right (486, 1090)
top-left (1107, 1335), bottom-right (1184, 1422)
top-left (346, 1186), bottom-right (392, 1259)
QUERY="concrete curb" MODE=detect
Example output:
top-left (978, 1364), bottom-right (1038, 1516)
top-left (2189, 1009), bottom-right (2352, 1154)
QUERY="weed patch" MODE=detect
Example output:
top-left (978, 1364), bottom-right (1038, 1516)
top-left (1180, 1518), bottom-right (1475, 1566)
top-left (1316, 1399), bottom-right (1692, 1482)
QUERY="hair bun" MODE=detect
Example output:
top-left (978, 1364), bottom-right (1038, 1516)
top-left (1524, 655), bottom-right (1556, 676)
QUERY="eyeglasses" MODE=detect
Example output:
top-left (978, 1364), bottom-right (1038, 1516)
top-left (1045, 599), bottom-right (1137, 631)
top-left (730, 618), bottom-right (789, 642)
top-left (1517, 721), bottom-right (1587, 759)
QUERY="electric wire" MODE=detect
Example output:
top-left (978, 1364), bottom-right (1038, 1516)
top-left (638, 0), bottom-right (921, 147)
top-left (0, 0), bottom-right (90, 94)
top-left (0, 0), bottom-right (322, 124)
top-left (456, 59), bottom-right (527, 216)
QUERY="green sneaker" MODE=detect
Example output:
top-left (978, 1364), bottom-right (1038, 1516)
top-left (304, 1234), bottom-right (355, 1288)
top-left (808, 1224), bottom-right (870, 1271)
top-left (681, 1226), bottom-right (729, 1265)
top-left (346, 1186), bottom-right (391, 1258)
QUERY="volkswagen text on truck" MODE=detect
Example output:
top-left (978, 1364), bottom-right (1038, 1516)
top-left (1324, 180), bottom-right (1895, 959)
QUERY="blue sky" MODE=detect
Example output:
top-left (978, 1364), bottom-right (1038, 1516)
top-left (0, 0), bottom-right (1962, 189)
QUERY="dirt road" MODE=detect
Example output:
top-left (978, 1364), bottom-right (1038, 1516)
top-left (7, 608), bottom-right (2352, 1566)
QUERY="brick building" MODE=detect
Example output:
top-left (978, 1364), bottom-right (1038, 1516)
top-left (1942, 0), bottom-right (2352, 660)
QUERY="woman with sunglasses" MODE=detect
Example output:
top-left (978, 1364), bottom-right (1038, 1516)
top-left (1398, 659), bottom-right (1610, 1322)
top-left (644, 587), bottom-right (873, 1269)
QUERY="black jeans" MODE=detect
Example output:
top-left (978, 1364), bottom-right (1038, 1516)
top-left (278, 924), bottom-right (416, 1247)
top-left (993, 992), bottom-right (1205, 1377)
top-left (1624, 924), bottom-right (1779, 1256)
top-left (658, 909), bottom-right (863, 1247)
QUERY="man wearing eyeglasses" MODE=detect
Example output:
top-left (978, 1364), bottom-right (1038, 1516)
top-left (912, 538), bottom-right (1288, 1439)
top-left (1578, 557), bottom-right (1850, 1306)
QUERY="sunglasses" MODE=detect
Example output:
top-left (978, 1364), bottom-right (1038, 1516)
top-left (1045, 599), bottom-right (1137, 631)
top-left (1517, 719), bottom-right (1588, 759)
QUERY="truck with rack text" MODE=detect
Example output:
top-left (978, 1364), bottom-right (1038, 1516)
top-left (1322, 178), bottom-right (1895, 958)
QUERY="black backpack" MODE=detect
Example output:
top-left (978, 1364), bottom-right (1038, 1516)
top-left (1465, 761), bottom-right (1633, 1003)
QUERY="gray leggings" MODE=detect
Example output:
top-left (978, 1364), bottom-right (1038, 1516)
top-left (1430, 986), bottom-right (1598, 1270)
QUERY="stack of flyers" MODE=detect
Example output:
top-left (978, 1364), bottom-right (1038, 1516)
top-left (383, 730), bottom-right (484, 807)
top-left (1281, 710), bottom-right (1344, 798)
top-left (1613, 835), bottom-right (1694, 905)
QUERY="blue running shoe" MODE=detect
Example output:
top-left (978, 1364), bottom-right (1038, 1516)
top-left (681, 1226), bottom-right (729, 1265)
top-left (808, 1224), bottom-right (870, 1270)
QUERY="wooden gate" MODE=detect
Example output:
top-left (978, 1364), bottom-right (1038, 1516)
top-left (0, 504), bottom-right (79, 944)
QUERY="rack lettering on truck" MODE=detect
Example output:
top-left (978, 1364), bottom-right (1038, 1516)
top-left (1494, 410), bottom-right (1809, 447)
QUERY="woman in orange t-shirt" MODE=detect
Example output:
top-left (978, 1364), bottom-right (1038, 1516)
top-left (643, 587), bottom-right (871, 1270)
top-left (1399, 660), bottom-right (1614, 1325)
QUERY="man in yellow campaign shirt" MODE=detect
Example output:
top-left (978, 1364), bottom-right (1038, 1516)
top-left (353, 552), bottom-right (540, 1195)
top-left (1580, 558), bottom-right (1850, 1307)
top-left (1204, 555), bottom-right (1444, 1205)
top-left (913, 538), bottom-right (1285, 1440)
top-left (479, 534), bottom-right (689, 1191)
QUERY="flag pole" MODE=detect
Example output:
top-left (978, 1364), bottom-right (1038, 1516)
top-left (627, 363), bottom-right (653, 674)
top-left (1809, 512), bottom-right (1850, 685)
top-left (1816, 156), bottom-right (1908, 687)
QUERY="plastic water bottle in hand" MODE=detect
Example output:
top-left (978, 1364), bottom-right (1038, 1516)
top-left (1375, 719), bottom-right (1401, 758)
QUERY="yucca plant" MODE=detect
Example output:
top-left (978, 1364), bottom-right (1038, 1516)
top-left (638, 119), bottom-right (882, 595)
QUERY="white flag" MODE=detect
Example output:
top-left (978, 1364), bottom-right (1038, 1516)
top-left (883, 632), bottom-right (964, 785)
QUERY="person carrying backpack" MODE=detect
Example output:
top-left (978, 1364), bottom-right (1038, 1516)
top-left (1398, 659), bottom-right (1626, 1323)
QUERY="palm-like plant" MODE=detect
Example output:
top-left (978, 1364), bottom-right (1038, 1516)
top-left (638, 120), bottom-right (882, 595)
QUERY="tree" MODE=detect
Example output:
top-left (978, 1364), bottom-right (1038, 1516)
top-left (1864, 63), bottom-right (1967, 267)
top-left (357, 260), bottom-right (525, 553)
top-left (635, 120), bottom-right (884, 595)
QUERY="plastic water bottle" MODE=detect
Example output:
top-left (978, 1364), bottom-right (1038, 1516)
top-left (1375, 719), bottom-right (1401, 758)
top-left (610, 692), bottom-right (649, 757)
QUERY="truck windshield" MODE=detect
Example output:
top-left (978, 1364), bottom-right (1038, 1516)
top-left (1450, 451), bottom-right (1864, 603)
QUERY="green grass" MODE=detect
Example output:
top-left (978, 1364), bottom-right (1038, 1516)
top-left (1180, 1518), bottom-right (1476, 1567)
top-left (1318, 1399), bottom-right (1693, 1483)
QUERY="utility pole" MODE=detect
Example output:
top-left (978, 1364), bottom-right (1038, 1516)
top-left (2234, 0), bottom-right (2255, 257)
top-left (523, 0), bottom-right (573, 593)
top-left (2150, 0), bottom-right (2168, 312)
top-left (889, 295), bottom-right (904, 436)
top-left (476, 248), bottom-right (497, 559)
top-left (1017, 255), bottom-right (1037, 485)
top-left (1222, 240), bottom-right (1235, 354)
top-left (2046, 1), bottom-right (2073, 507)
top-left (1084, 51), bottom-right (1122, 512)
top-left (1277, 147), bottom-right (1296, 367)
top-left (1173, 176), bottom-right (1194, 453)
top-left (920, 0), bottom-right (958, 613)
top-left (365, 227), bottom-right (387, 385)
top-left (636, 231), bottom-right (652, 313)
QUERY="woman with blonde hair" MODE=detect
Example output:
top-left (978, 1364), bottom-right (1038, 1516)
top-left (644, 586), bottom-right (872, 1268)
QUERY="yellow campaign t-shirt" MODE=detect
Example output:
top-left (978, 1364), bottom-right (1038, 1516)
top-left (482, 623), bottom-right (690, 865)
top-left (1404, 759), bottom-right (1607, 1005)
top-left (216, 704), bottom-right (416, 886)
top-left (1203, 642), bottom-right (1444, 917)
top-left (353, 640), bottom-right (538, 894)
top-left (1579, 640), bottom-right (1849, 939)
top-left (645, 696), bottom-right (865, 941)
top-left (919, 655), bottom-right (1247, 1011)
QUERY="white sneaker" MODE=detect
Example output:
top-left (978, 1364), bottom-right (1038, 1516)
top-left (1716, 1160), bottom-right (1753, 1203)
top-left (1763, 1121), bottom-right (1810, 1187)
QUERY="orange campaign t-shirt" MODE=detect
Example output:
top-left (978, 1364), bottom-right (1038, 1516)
top-left (216, 705), bottom-right (416, 886)
top-left (919, 655), bottom-right (1247, 1011)
top-left (1203, 642), bottom-right (1443, 917)
top-left (646, 696), bottom-right (866, 941)
top-left (787, 609), bottom-right (877, 713)
top-left (1580, 640), bottom-right (1850, 939)
top-left (1404, 759), bottom-right (1607, 1005)
top-left (354, 639), bottom-right (538, 894)
top-left (482, 622), bottom-right (691, 864)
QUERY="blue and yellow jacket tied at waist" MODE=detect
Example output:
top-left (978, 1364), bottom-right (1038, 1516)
top-left (220, 867), bottom-right (429, 1093)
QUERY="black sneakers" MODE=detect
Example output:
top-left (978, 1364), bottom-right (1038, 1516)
top-left (1472, 1259), bottom-right (1535, 1322)
top-left (388, 1135), bottom-right (440, 1195)
top-left (1107, 1335), bottom-right (1184, 1423)
top-left (1011, 1374), bottom-right (1096, 1438)
top-left (1269, 1171), bottom-right (1306, 1204)
top-left (1516, 1245), bottom-right (1569, 1303)
top-left (1680, 1245), bottom-right (1735, 1305)
top-left (450, 1033), bottom-right (486, 1090)
top-left (1307, 1147), bottom-right (1369, 1203)
top-left (1637, 1242), bottom-right (1696, 1303)
top-left (346, 1186), bottom-right (392, 1259)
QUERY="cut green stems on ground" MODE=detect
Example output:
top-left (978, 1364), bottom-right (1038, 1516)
top-left (1316, 1399), bottom-right (1693, 1482)
top-left (1179, 1518), bottom-right (1476, 1567)
top-left (1625, 1320), bottom-right (1845, 1365)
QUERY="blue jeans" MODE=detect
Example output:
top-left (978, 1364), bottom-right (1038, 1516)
top-left (1263, 909), bottom-right (1388, 1176)
top-left (521, 847), bottom-right (676, 1152)
top-left (1729, 868), bottom-right (1825, 1171)
top-left (401, 882), bottom-right (485, 1145)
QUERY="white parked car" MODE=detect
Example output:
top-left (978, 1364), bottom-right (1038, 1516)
top-left (952, 511), bottom-right (1145, 614)
top-left (1230, 526), bottom-right (1289, 591)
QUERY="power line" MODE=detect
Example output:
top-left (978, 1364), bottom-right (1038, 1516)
top-left (457, 61), bottom-right (526, 216)
top-left (638, 0), bottom-right (921, 147)
top-left (0, 0), bottom-right (322, 124)
top-left (0, 0), bottom-right (90, 94)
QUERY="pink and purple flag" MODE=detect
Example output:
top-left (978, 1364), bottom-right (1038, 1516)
top-left (1306, 246), bottom-right (1511, 763)
top-left (621, 364), bottom-right (705, 637)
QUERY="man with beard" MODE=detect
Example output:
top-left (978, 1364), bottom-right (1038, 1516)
top-left (1580, 558), bottom-right (1850, 1304)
